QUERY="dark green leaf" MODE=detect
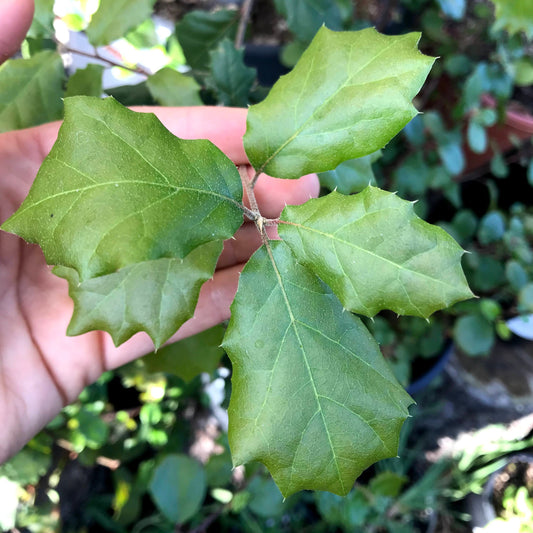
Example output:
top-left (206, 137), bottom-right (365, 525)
top-left (86, 0), bottom-right (157, 46)
top-left (279, 187), bottom-right (473, 319)
top-left (176, 9), bottom-right (239, 71)
top-left (273, 0), bottom-right (343, 42)
top-left (149, 454), bottom-right (206, 524)
top-left (54, 242), bottom-right (222, 348)
top-left (208, 39), bottom-right (256, 107)
top-left (2, 97), bottom-right (243, 282)
top-left (146, 68), bottom-right (202, 106)
top-left (454, 314), bottom-right (494, 356)
top-left (224, 240), bottom-right (413, 496)
top-left (66, 64), bottom-right (104, 98)
top-left (244, 27), bottom-right (435, 179)
top-left (0, 50), bottom-right (64, 133)
top-left (141, 325), bottom-right (225, 380)
top-left (319, 152), bottom-right (380, 195)
top-left (369, 471), bottom-right (408, 497)
top-left (106, 81), bottom-right (155, 106)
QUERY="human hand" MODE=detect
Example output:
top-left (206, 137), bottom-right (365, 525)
top-left (0, 0), bottom-right (319, 463)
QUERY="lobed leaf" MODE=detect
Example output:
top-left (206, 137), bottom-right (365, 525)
top-left (86, 0), bottom-right (157, 46)
top-left (243, 27), bottom-right (435, 179)
top-left (224, 240), bottom-right (413, 497)
top-left (208, 39), bottom-right (256, 108)
top-left (54, 241), bottom-right (222, 349)
top-left (2, 97), bottom-right (243, 281)
top-left (0, 51), bottom-right (64, 133)
top-left (279, 186), bottom-right (474, 318)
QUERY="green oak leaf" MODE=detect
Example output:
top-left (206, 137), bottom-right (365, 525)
top-left (53, 241), bottom-right (222, 349)
top-left (176, 9), bottom-right (239, 71)
top-left (273, 0), bottom-right (343, 42)
top-left (2, 97), bottom-right (243, 282)
top-left (86, 0), bottom-right (157, 46)
top-left (146, 68), bottom-right (202, 106)
top-left (208, 39), bottom-right (256, 108)
top-left (0, 50), bottom-right (64, 133)
top-left (279, 186), bottom-right (473, 318)
top-left (318, 151), bottom-right (381, 195)
top-left (243, 27), bottom-right (435, 179)
top-left (65, 64), bottom-right (104, 98)
top-left (105, 82), bottom-right (155, 106)
top-left (490, 0), bottom-right (533, 39)
top-left (223, 240), bottom-right (413, 497)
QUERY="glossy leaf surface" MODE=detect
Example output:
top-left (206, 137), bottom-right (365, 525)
top-left (279, 187), bottom-right (473, 318)
top-left (2, 97), bottom-right (243, 281)
top-left (224, 241), bottom-right (413, 496)
top-left (0, 51), bottom-right (64, 133)
top-left (176, 9), bottom-right (239, 70)
top-left (146, 68), bottom-right (202, 106)
top-left (54, 241), bottom-right (222, 348)
top-left (244, 27), bottom-right (434, 179)
top-left (86, 0), bottom-right (157, 46)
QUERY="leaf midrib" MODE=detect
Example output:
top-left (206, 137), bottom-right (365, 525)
top-left (283, 220), bottom-right (456, 290)
top-left (264, 241), bottom-right (345, 493)
top-left (7, 174), bottom-right (241, 223)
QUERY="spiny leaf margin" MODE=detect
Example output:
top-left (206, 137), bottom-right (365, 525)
top-left (223, 240), bottom-right (413, 497)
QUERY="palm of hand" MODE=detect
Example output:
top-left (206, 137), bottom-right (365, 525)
top-left (0, 111), bottom-right (319, 462)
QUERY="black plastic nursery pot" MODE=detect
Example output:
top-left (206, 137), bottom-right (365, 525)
top-left (467, 454), bottom-right (533, 529)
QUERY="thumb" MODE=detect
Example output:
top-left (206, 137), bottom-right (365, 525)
top-left (0, 0), bottom-right (34, 64)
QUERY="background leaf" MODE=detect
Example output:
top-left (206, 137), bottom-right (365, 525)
top-left (244, 27), bottom-right (434, 179)
top-left (65, 64), bottom-right (104, 98)
top-left (141, 325), bottom-right (225, 381)
top-left (208, 39), bottom-right (256, 107)
top-left (279, 187), bottom-right (473, 318)
top-left (273, 0), bottom-right (343, 42)
top-left (86, 0), bottom-right (157, 46)
top-left (318, 151), bottom-right (381, 194)
top-left (2, 97), bottom-right (243, 282)
top-left (146, 68), bottom-right (202, 106)
top-left (27, 0), bottom-right (55, 39)
top-left (490, 0), bottom-right (533, 39)
top-left (54, 242), bottom-right (222, 348)
top-left (149, 454), bottom-right (206, 524)
top-left (224, 240), bottom-right (413, 497)
top-left (175, 9), bottom-right (239, 71)
top-left (0, 50), bottom-right (64, 133)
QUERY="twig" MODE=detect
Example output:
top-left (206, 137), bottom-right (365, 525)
top-left (235, 0), bottom-right (254, 49)
top-left (188, 506), bottom-right (226, 533)
top-left (58, 43), bottom-right (152, 77)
